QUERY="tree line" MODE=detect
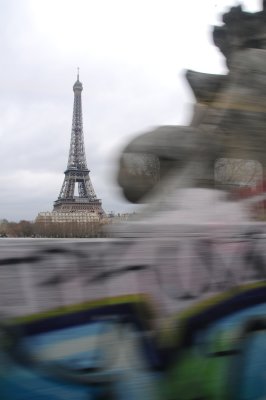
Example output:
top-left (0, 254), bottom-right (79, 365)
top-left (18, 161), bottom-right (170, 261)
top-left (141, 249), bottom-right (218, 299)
top-left (0, 219), bottom-right (109, 238)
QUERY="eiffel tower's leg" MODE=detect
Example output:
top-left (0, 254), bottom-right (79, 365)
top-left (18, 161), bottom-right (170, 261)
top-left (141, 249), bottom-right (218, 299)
top-left (59, 176), bottom-right (75, 199)
top-left (78, 181), bottom-right (88, 198)
top-left (58, 178), bottom-right (67, 199)
top-left (65, 178), bottom-right (75, 198)
top-left (84, 176), bottom-right (97, 200)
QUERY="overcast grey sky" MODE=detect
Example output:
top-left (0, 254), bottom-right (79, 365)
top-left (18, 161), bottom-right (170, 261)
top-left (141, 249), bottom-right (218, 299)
top-left (0, 0), bottom-right (261, 221)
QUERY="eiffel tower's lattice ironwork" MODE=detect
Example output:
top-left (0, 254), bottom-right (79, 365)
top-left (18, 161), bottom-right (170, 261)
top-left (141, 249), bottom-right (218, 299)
top-left (53, 73), bottom-right (104, 215)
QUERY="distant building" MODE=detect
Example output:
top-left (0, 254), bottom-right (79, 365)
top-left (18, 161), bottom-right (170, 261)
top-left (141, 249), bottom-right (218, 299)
top-left (36, 211), bottom-right (101, 224)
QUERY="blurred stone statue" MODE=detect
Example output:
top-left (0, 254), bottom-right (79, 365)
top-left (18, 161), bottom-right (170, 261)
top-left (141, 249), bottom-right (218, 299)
top-left (117, 1), bottom-right (266, 222)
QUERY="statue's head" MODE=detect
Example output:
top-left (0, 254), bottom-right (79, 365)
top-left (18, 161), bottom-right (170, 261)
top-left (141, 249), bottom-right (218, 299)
top-left (213, 1), bottom-right (266, 67)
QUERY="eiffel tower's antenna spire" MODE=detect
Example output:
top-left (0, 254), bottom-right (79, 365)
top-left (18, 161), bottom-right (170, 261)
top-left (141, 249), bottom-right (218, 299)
top-left (77, 67), bottom-right (79, 81)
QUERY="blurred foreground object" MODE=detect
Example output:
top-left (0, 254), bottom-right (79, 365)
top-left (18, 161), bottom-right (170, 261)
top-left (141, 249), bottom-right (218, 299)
top-left (118, 1), bottom-right (266, 222)
top-left (1, 246), bottom-right (266, 399)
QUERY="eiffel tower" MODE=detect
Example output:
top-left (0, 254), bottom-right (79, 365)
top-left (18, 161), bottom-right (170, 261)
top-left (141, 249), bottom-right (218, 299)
top-left (53, 72), bottom-right (104, 215)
